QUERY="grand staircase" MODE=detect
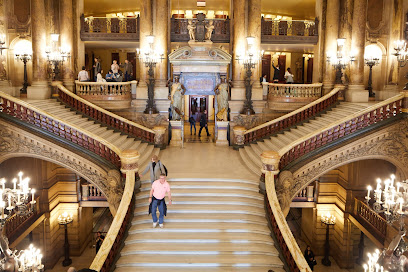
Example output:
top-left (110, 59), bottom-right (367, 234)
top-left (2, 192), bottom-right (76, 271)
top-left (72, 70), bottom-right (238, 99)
top-left (115, 178), bottom-right (285, 272)
top-left (26, 99), bottom-right (159, 169)
top-left (240, 102), bottom-right (369, 176)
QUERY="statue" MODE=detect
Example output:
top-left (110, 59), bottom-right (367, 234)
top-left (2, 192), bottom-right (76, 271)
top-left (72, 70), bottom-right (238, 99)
top-left (0, 231), bottom-right (17, 272)
top-left (205, 20), bottom-right (214, 40)
top-left (169, 76), bottom-right (186, 121)
top-left (187, 20), bottom-right (196, 41)
top-left (214, 77), bottom-right (229, 121)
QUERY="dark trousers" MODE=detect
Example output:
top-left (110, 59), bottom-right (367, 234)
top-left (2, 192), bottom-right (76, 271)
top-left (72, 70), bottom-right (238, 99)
top-left (190, 122), bottom-right (196, 134)
top-left (198, 125), bottom-right (210, 136)
top-left (124, 72), bottom-right (132, 82)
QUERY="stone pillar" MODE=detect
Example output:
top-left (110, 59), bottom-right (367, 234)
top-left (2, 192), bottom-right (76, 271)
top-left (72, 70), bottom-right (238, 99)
top-left (28, 0), bottom-right (50, 99)
top-left (322, 0), bottom-right (340, 94)
top-left (154, 0), bottom-right (168, 96)
top-left (338, 0), bottom-right (353, 86)
top-left (139, 0), bottom-right (153, 89)
top-left (232, 125), bottom-right (246, 148)
top-left (313, 0), bottom-right (326, 83)
top-left (153, 126), bottom-right (166, 149)
top-left (60, 0), bottom-right (75, 91)
top-left (216, 121), bottom-right (229, 146)
top-left (347, 0), bottom-right (368, 102)
top-left (76, 0), bottom-right (85, 72)
top-left (248, 0), bottom-right (261, 91)
top-left (169, 120), bottom-right (183, 147)
top-left (231, 0), bottom-right (246, 100)
top-left (0, 0), bottom-right (10, 89)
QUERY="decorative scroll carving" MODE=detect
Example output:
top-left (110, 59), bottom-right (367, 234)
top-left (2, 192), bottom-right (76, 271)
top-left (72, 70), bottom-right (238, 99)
top-left (276, 170), bottom-right (294, 217)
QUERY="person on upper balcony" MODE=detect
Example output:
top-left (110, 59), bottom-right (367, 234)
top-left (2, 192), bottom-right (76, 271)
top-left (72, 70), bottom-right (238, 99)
top-left (111, 60), bottom-right (119, 74)
top-left (105, 70), bottom-right (115, 82)
top-left (78, 66), bottom-right (89, 82)
top-left (285, 68), bottom-right (294, 84)
top-left (120, 59), bottom-right (133, 82)
top-left (272, 61), bottom-right (280, 83)
top-left (93, 58), bottom-right (101, 82)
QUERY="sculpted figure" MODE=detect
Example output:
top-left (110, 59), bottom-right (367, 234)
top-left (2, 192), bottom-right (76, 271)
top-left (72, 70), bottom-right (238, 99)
top-left (187, 20), bottom-right (196, 41)
top-left (214, 77), bottom-right (229, 121)
top-left (205, 20), bottom-right (214, 40)
top-left (169, 76), bottom-right (186, 121)
top-left (0, 232), bottom-right (17, 272)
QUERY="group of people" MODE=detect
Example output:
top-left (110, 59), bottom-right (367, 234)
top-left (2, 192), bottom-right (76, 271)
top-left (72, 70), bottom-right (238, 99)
top-left (188, 109), bottom-right (211, 136)
top-left (261, 61), bottom-right (294, 84)
top-left (77, 58), bottom-right (133, 83)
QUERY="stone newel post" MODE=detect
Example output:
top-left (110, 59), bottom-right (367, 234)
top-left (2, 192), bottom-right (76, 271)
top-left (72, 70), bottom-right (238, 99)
top-left (120, 150), bottom-right (140, 191)
top-left (215, 121), bottom-right (229, 146)
top-left (260, 151), bottom-right (281, 175)
top-left (169, 120), bottom-right (183, 147)
top-left (232, 126), bottom-right (246, 148)
top-left (153, 126), bottom-right (166, 149)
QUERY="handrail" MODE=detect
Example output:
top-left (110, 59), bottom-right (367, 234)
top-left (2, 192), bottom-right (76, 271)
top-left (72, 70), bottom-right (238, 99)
top-left (0, 91), bottom-right (122, 168)
top-left (265, 171), bottom-right (311, 272)
top-left (264, 83), bottom-right (323, 99)
top-left (279, 93), bottom-right (405, 169)
top-left (244, 87), bottom-right (341, 143)
top-left (90, 168), bottom-right (135, 271)
top-left (263, 82), bottom-right (323, 88)
top-left (53, 82), bottom-right (155, 143)
top-left (75, 80), bottom-right (133, 86)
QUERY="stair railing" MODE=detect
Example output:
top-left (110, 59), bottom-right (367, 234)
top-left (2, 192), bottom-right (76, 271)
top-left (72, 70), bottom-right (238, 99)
top-left (241, 87), bottom-right (341, 144)
top-left (0, 91), bottom-right (122, 168)
top-left (264, 82), bottom-right (323, 99)
top-left (279, 93), bottom-right (404, 169)
top-left (53, 82), bottom-right (159, 145)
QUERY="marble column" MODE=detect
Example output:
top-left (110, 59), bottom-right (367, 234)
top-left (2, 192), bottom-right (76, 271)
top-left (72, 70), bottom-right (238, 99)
top-left (347, 0), bottom-right (368, 102)
top-left (0, 0), bottom-right (10, 90)
top-left (28, 0), bottom-right (49, 99)
top-left (139, 0), bottom-right (152, 89)
top-left (248, 0), bottom-right (261, 89)
top-left (312, 0), bottom-right (325, 83)
top-left (231, 0), bottom-right (246, 100)
top-left (60, 0), bottom-right (75, 91)
top-left (154, 0), bottom-right (168, 92)
top-left (338, 0), bottom-right (353, 85)
top-left (322, 0), bottom-right (340, 94)
top-left (76, 0), bottom-right (85, 72)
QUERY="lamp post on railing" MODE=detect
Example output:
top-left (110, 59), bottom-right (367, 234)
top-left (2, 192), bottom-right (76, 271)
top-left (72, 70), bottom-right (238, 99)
top-left (326, 38), bottom-right (355, 85)
top-left (320, 211), bottom-right (335, 266)
top-left (58, 212), bottom-right (73, 267)
top-left (45, 34), bottom-right (70, 81)
top-left (14, 39), bottom-right (32, 95)
top-left (235, 36), bottom-right (264, 115)
top-left (393, 40), bottom-right (408, 90)
top-left (0, 171), bottom-right (42, 272)
top-left (137, 35), bottom-right (164, 114)
top-left (364, 44), bottom-right (382, 97)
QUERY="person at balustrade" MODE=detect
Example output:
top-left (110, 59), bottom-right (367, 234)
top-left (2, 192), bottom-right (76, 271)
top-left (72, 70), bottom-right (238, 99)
top-left (285, 68), bottom-right (294, 84)
top-left (149, 174), bottom-right (172, 228)
top-left (105, 70), bottom-right (114, 82)
top-left (78, 66), bottom-right (89, 82)
top-left (111, 60), bottom-right (119, 74)
top-left (272, 62), bottom-right (280, 83)
top-left (120, 59), bottom-right (133, 82)
top-left (93, 58), bottom-right (101, 82)
top-left (96, 71), bottom-right (106, 83)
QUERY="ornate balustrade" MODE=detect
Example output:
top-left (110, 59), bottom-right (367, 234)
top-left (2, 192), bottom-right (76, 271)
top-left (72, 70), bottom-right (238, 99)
top-left (54, 82), bottom-right (158, 145)
top-left (0, 91), bottom-right (122, 168)
top-left (279, 94), bottom-right (404, 169)
top-left (265, 83), bottom-right (322, 101)
top-left (76, 81), bottom-right (132, 99)
top-left (261, 17), bottom-right (318, 44)
top-left (80, 14), bottom-right (139, 41)
top-left (170, 16), bottom-right (230, 43)
top-left (353, 198), bottom-right (387, 244)
top-left (82, 183), bottom-right (107, 201)
top-left (292, 183), bottom-right (316, 202)
top-left (243, 87), bottom-right (341, 144)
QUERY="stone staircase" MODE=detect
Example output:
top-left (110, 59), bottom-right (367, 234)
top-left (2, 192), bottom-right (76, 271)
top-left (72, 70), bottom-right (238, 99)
top-left (115, 178), bottom-right (285, 272)
top-left (27, 99), bottom-right (159, 170)
top-left (240, 102), bottom-right (369, 176)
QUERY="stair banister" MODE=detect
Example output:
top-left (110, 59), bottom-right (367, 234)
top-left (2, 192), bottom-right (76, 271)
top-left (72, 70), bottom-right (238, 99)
top-left (261, 151), bottom-right (312, 272)
top-left (53, 82), bottom-right (164, 146)
top-left (240, 87), bottom-right (342, 145)
top-left (278, 93), bottom-right (405, 169)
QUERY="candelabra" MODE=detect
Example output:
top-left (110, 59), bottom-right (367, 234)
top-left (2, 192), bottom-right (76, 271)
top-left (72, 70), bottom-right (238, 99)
top-left (363, 249), bottom-right (384, 272)
top-left (0, 171), bottom-right (42, 272)
top-left (14, 39), bottom-right (32, 95)
top-left (45, 34), bottom-right (70, 81)
top-left (393, 40), bottom-right (408, 90)
top-left (364, 44), bottom-right (382, 97)
top-left (326, 38), bottom-right (356, 85)
top-left (320, 211), bottom-right (336, 266)
top-left (137, 35), bottom-right (164, 114)
top-left (58, 212), bottom-right (73, 267)
top-left (235, 36), bottom-right (264, 115)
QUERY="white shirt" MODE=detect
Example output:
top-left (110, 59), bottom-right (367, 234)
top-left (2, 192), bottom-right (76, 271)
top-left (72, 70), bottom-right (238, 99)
top-left (111, 63), bottom-right (119, 74)
top-left (78, 70), bottom-right (89, 81)
top-left (285, 71), bottom-right (294, 83)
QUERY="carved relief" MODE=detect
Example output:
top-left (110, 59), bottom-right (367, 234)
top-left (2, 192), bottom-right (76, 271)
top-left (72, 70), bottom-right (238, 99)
top-left (276, 170), bottom-right (294, 217)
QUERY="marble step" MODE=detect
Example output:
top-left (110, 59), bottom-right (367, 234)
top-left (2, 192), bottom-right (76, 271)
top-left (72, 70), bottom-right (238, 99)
top-left (140, 180), bottom-right (259, 190)
top-left (136, 189), bottom-right (264, 200)
top-left (140, 178), bottom-right (259, 186)
top-left (135, 196), bottom-right (263, 207)
top-left (243, 146), bottom-right (262, 168)
top-left (139, 184), bottom-right (258, 192)
top-left (115, 267), bottom-right (286, 272)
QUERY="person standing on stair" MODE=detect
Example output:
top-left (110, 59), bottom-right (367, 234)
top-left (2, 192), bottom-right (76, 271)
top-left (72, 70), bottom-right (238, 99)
top-left (198, 110), bottom-right (211, 137)
top-left (149, 174), bottom-right (172, 228)
top-left (142, 155), bottom-right (166, 184)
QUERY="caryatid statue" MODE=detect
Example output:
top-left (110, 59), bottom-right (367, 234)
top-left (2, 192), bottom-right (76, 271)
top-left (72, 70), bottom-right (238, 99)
top-left (169, 76), bottom-right (186, 121)
top-left (187, 20), bottom-right (196, 41)
top-left (214, 77), bottom-right (229, 121)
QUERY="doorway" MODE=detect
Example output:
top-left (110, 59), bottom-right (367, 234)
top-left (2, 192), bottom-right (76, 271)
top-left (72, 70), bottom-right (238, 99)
top-left (190, 95), bottom-right (208, 120)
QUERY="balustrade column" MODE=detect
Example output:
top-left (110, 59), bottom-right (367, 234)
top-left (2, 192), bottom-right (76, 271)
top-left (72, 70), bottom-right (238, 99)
top-left (322, 0), bottom-right (340, 95)
top-left (60, 0), bottom-right (75, 91)
top-left (231, 0), bottom-right (246, 90)
top-left (248, 0), bottom-right (261, 90)
top-left (139, 0), bottom-right (153, 88)
top-left (28, 0), bottom-right (49, 99)
top-left (347, 0), bottom-right (368, 102)
top-left (154, 0), bottom-right (168, 88)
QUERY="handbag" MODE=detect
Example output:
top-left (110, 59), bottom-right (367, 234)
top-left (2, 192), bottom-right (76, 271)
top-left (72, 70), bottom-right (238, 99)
top-left (313, 259), bottom-right (317, 266)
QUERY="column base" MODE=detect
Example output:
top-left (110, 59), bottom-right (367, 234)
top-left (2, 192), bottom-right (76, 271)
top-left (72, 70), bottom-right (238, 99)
top-left (215, 121), bottom-right (229, 146)
top-left (379, 85), bottom-right (399, 100)
top-left (231, 87), bottom-right (245, 100)
top-left (345, 85), bottom-right (369, 102)
top-left (63, 79), bottom-right (75, 92)
top-left (27, 81), bottom-right (50, 100)
top-left (322, 81), bottom-right (334, 95)
top-left (170, 120), bottom-right (183, 147)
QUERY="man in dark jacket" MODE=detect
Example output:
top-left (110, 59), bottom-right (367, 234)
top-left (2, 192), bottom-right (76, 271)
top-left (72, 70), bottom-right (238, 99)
top-left (272, 62), bottom-right (280, 83)
top-left (198, 110), bottom-right (211, 137)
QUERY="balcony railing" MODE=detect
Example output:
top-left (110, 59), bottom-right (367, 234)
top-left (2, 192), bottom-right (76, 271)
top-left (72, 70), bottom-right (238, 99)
top-left (261, 17), bottom-right (318, 44)
top-left (265, 83), bottom-right (323, 102)
top-left (82, 183), bottom-right (107, 201)
top-left (170, 16), bottom-right (230, 43)
top-left (80, 14), bottom-right (140, 41)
